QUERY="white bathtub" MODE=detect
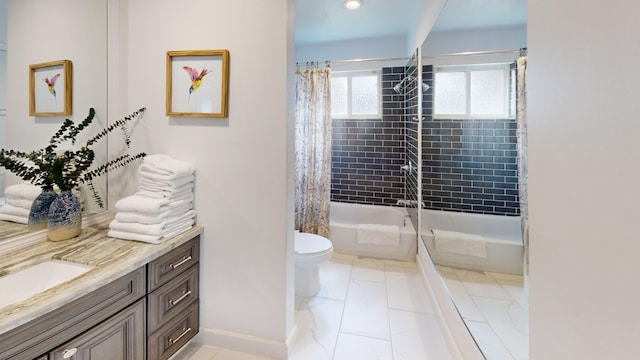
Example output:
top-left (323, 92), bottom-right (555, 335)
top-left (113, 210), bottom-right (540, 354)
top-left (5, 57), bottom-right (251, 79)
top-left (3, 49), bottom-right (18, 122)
top-left (329, 202), bottom-right (417, 261)
top-left (421, 209), bottom-right (523, 275)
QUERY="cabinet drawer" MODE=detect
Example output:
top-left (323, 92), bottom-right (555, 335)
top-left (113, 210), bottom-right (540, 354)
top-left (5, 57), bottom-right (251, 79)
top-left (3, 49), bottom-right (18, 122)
top-left (148, 301), bottom-right (199, 360)
top-left (148, 236), bottom-right (200, 291)
top-left (148, 263), bottom-right (199, 332)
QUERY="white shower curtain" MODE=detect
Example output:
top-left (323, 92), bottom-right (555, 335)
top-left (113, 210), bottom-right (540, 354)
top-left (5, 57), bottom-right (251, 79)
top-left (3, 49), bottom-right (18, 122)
top-left (295, 68), bottom-right (332, 237)
top-left (517, 56), bottom-right (528, 275)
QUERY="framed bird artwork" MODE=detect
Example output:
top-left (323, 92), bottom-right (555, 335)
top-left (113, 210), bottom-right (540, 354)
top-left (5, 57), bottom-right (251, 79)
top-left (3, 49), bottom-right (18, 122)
top-left (29, 60), bottom-right (72, 116)
top-left (166, 49), bottom-right (229, 117)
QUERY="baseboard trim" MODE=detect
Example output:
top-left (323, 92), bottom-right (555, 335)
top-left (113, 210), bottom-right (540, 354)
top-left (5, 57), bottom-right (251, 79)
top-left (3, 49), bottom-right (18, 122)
top-left (198, 325), bottom-right (297, 359)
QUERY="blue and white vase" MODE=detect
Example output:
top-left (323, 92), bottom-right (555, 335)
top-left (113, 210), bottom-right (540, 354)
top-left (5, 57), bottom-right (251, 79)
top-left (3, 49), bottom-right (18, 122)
top-left (27, 186), bottom-right (58, 232)
top-left (47, 190), bottom-right (82, 241)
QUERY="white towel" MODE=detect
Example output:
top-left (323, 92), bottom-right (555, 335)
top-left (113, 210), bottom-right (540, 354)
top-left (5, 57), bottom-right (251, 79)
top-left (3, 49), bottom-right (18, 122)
top-left (108, 221), bottom-right (194, 244)
top-left (114, 203), bottom-right (193, 224)
top-left (0, 204), bottom-right (31, 217)
top-left (136, 185), bottom-right (193, 200)
top-left (115, 193), bottom-right (194, 213)
top-left (4, 183), bottom-right (42, 201)
top-left (109, 212), bottom-right (196, 236)
top-left (138, 154), bottom-right (195, 180)
top-left (432, 229), bottom-right (487, 258)
top-left (0, 214), bottom-right (28, 224)
top-left (6, 198), bottom-right (34, 210)
top-left (356, 224), bottom-right (400, 246)
top-left (138, 175), bottom-right (195, 191)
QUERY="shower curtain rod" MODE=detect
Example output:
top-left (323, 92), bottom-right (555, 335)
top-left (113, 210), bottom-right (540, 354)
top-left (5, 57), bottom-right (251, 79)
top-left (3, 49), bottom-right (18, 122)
top-left (422, 47), bottom-right (527, 59)
top-left (297, 47), bottom-right (527, 67)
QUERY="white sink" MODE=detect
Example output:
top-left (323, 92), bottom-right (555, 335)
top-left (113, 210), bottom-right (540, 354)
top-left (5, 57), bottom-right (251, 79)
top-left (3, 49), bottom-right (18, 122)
top-left (0, 260), bottom-right (94, 309)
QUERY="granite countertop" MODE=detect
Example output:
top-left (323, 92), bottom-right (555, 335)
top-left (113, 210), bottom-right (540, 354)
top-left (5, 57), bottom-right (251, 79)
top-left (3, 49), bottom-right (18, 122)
top-left (0, 220), bottom-right (29, 239)
top-left (0, 223), bottom-right (204, 334)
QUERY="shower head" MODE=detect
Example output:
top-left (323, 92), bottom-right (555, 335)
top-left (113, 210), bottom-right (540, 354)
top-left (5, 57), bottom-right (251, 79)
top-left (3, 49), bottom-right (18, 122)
top-left (393, 76), bottom-right (409, 94)
top-left (392, 76), bottom-right (431, 94)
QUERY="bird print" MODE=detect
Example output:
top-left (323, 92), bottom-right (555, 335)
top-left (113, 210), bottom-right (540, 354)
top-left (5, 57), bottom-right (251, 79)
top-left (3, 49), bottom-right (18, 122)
top-left (183, 66), bottom-right (210, 103)
top-left (43, 73), bottom-right (61, 102)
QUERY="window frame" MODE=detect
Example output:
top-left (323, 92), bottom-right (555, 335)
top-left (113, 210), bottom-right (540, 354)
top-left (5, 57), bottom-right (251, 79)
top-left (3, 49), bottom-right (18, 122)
top-left (330, 69), bottom-right (381, 119)
top-left (434, 63), bottom-right (513, 120)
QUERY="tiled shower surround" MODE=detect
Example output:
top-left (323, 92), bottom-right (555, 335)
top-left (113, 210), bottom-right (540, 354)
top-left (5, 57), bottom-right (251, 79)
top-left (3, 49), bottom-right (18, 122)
top-left (422, 118), bottom-right (519, 215)
top-left (331, 67), bottom-right (407, 206)
top-left (330, 65), bottom-right (520, 216)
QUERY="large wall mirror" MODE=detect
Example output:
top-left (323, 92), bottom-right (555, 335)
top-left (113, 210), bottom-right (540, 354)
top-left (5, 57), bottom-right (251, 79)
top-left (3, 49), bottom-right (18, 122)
top-left (0, 0), bottom-right (108, 240)
top-left (419, 0), bottom-right (528, 359)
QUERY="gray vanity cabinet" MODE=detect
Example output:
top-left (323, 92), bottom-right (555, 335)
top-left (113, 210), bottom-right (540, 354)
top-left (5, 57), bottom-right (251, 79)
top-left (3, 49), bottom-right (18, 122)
top-left (0, 235), bottom-right (200, 360)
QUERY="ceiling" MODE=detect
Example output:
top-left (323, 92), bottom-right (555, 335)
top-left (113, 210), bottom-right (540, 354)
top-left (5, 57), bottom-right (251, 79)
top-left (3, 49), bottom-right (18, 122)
top-left (295, 0), bottom-right (527, 46)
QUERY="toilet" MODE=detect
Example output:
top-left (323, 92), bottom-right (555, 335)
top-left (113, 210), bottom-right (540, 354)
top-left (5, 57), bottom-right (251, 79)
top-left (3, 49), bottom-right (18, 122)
top-left (294, 232), bottom-right (334, 296)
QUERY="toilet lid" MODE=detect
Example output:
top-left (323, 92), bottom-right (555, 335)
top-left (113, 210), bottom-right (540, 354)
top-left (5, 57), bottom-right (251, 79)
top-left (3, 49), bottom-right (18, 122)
top-left (295, 233), bottom-right (332, 254)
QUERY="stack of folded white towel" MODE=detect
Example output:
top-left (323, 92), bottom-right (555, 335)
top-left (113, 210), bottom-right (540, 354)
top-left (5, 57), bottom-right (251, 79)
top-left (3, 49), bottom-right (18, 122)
top-left (0, 183), bottom-right (42, 224)
top-left (108, 154), bottom-right (196, 244)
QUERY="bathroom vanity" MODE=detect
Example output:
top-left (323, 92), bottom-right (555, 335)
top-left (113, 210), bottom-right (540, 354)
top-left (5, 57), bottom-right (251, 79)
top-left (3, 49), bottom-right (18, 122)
top-left (0, 224), bottom-right (203, 360)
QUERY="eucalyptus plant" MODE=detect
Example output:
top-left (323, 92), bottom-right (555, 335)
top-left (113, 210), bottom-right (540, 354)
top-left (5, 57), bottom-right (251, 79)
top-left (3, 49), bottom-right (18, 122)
top-left (0, 107), bottom-right (147, 208)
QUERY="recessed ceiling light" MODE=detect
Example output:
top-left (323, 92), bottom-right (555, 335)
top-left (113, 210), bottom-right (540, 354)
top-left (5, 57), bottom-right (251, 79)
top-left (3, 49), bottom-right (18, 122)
top-left (344, 0), bottom-right (362, 10)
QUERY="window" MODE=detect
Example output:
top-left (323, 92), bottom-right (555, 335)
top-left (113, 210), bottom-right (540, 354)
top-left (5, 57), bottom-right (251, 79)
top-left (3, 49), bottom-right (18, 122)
top-left (434, 64), bottom-right (512, 119)
top-left (331, 70), bottom-right (380, 118)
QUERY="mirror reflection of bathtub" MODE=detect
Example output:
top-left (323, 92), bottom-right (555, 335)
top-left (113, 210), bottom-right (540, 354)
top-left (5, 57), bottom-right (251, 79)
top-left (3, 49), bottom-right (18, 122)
top-left (422, 210), bottom-right (523, 275)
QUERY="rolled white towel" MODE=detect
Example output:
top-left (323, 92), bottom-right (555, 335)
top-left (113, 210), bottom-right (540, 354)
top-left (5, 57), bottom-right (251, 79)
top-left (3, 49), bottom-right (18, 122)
top-left (108, 221), bottom-right (195, 244)
top-left (109, 212), bottom-right (196, 236)
top-left (138, 175), bottom-right (195, 191)
top-left (138, 154), bottom-right (195, 180)
top-left (5, 183), bottom-right (42, 201)
top-left (115, 193), bottom-right (194, 213)
top-left (136, 184), bottom-right (194, 200)
top-left (0, 214), bottom-right (28, 224)
top-left (6, 198), bottom-right (34, 210)
top-left (114, 203), bottom-right (193, 224)
top-left (0, 204), bottom-right (31, 217)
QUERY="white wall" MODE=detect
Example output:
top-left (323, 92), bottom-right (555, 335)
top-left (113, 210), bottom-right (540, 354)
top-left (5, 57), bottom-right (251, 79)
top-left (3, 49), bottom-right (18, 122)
top-left (528, 0), bottom-right (640, 359)
top-left (296, 35), bottom-right (407, 62)
top-left (109, 0), bottom-right (295, 357)
top-left (422, 25), bottom-right (527, 56)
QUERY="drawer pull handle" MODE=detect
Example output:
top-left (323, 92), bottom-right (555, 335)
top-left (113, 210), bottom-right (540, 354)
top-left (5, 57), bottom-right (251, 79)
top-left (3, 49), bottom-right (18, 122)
top-left (169, 256), bottom-right (192, 269)
top-left (169, 290), bottom-right (192, 306)
top-left (62, 348), bottom-right (78, 358)
top-left (169, 327), bottom-right (192, 345)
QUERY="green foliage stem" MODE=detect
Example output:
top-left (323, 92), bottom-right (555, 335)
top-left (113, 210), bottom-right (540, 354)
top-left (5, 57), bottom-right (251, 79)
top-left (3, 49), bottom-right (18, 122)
top-left (0, 107), bottom-right (147, 207)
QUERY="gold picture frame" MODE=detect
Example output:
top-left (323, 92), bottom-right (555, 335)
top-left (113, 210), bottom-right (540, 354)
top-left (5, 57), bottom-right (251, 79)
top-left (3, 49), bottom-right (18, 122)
top-left (166, 49), bottom-right (230, 117)
top-left (29, 60), bottom-right (72, 116)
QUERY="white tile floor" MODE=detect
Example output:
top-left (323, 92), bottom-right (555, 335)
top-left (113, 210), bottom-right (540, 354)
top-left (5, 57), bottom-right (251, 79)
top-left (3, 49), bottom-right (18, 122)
top-left (171, 255), bottom-right (529, 360)
top-left (172, 253), bottom-right (453, 360)
top-left (437, 265), bottom-right (529, 360)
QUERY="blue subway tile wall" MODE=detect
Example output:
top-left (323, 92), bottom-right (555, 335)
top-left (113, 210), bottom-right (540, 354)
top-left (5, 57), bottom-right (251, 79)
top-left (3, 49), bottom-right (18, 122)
top-left (422, 65), bottom-right (520, 216)
top-left (330, 66), bottom-right (406, 206)
top-left (330, 64), bottom-right (521, 216)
